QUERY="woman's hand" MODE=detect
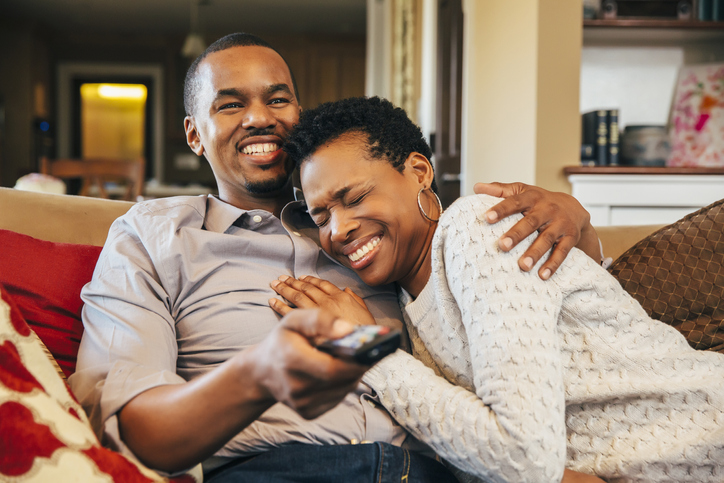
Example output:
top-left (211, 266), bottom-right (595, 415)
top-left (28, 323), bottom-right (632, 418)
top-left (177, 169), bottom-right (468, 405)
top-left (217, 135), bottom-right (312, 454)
top-left (269, 275), bottom-right (376, 326)
top-left (561, 469), bottom-right (606, 482)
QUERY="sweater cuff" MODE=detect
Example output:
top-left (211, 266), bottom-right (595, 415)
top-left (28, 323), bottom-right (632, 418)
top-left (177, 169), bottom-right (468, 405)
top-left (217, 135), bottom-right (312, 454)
top-left (362, 350), bottom-right (402, 392)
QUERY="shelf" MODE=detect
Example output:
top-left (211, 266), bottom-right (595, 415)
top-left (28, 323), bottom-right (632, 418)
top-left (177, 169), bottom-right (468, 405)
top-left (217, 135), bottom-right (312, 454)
top-left (583, 19), bottom-right (724, 43)
top-left (565, 167), bottom-right (724, 226)
top-left (584, 19), bottom-right (724, 29)
top-left (564, 166), bottom-right (724, 175)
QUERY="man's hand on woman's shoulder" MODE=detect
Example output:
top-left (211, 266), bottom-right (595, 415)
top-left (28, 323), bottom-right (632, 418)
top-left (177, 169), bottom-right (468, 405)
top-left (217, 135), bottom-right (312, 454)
top-left (474, 182), bottom-right (600, 280)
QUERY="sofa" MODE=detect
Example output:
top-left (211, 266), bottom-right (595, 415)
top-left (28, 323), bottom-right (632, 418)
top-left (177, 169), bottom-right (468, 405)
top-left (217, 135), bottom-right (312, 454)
top-left (1, 186), bottom-right (721, 481)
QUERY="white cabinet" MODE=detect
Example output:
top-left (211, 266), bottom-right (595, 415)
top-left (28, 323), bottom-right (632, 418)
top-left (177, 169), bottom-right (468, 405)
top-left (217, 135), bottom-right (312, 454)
top-left (566, 169), bottom-right (724, 226)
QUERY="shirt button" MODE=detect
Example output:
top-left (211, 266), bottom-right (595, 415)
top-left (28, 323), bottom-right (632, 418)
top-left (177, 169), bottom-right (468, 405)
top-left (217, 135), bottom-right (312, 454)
top-left (252, 215), bottom-right (262, 223)
top-left (292, 231), bottom-right (302, 237)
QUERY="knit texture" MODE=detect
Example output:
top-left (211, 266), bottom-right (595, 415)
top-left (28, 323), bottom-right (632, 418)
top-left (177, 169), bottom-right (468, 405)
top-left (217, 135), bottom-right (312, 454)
top-left (363, 194), bottom-right (724, 483)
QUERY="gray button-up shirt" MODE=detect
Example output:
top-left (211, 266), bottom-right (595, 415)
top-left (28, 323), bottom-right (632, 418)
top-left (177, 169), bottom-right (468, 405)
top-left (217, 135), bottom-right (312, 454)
top-left (68, 194), bottom-right (407, 467)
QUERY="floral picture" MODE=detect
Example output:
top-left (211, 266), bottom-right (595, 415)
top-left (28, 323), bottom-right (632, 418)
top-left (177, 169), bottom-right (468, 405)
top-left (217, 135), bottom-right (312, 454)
top-left (668, 63), bottom-right (724, 167)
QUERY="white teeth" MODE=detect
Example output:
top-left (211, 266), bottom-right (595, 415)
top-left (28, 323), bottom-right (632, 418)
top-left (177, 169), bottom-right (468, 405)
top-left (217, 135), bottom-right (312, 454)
top-left (348, 238), bottom-right (380, 262)
top-left (242, 143), bottom-right (279, 155)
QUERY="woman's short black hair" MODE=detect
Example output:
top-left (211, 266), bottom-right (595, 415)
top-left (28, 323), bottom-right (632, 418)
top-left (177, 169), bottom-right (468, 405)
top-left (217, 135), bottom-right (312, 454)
top-left (284, 96), bottom-right (437, 192)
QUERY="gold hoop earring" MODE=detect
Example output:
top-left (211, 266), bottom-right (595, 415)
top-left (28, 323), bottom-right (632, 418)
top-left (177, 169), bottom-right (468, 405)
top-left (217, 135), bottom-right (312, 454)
top-left (417, 187), bottom-right (443, 222)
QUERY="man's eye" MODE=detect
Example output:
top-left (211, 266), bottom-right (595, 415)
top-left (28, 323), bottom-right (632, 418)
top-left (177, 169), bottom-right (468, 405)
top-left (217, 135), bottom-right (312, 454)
top-left (269, 98), bottom-right (290, 105)
top-left (220, 102), bottom-right (243, 110)
top-left (315, 217), bottom-right (329, 227)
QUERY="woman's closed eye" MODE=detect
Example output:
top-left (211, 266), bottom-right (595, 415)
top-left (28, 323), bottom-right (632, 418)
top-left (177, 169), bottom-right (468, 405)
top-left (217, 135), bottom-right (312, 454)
top-left (315, 217), bottom-right (330, 227)
top-left (347, 192), bottom-right (367, 206)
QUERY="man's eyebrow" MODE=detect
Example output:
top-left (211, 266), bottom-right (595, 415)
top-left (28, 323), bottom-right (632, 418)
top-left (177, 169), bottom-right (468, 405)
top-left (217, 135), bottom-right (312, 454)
top-left (215, 87), bottom-right (245, 99)
top-left (265, 84), bottom-right (293, 96)
top-left (309, 186), bottom-right (351, 216)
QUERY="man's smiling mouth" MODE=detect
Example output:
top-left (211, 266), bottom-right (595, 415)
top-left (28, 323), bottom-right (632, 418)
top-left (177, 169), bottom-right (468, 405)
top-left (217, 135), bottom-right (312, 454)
top-left (241, 142), bottom-right (280, 154)
top-left (348, 237), bottom-right (380, 262)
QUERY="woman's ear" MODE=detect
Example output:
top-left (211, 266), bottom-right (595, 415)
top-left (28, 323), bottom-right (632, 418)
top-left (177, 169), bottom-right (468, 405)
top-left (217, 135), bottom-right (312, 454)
top-left (406, 152), bottom-right (435, 188)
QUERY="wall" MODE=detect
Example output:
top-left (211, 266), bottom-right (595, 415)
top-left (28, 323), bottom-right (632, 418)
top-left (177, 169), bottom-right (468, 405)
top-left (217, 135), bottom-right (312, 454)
top-left (460, 0), bottom-right (581, 195)
top-left (0, 21), bottom-right (47, 186)
top-left (581, 32), bottom-right (724, 130)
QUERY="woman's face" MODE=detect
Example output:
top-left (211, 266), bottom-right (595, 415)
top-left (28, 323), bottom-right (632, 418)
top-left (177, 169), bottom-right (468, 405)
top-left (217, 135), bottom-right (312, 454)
top-left (300, 133), bottom-right (435, 288)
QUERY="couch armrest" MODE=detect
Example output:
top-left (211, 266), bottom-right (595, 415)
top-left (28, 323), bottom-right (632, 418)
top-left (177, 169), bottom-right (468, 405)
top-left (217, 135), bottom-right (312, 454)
top-left (0, 187), bottom-right (134, 246)
top-left (595, 224), bottom-right (665, 263)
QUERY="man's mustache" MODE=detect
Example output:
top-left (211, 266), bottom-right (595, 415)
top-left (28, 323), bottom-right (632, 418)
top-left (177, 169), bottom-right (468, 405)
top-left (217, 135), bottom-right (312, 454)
top-left (240, 128), bottom-right (278, 142)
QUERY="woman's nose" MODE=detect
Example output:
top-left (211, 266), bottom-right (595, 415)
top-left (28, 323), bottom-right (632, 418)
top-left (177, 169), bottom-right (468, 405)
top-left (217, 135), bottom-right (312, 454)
top-left (329, 212), bottom-right (358, 243)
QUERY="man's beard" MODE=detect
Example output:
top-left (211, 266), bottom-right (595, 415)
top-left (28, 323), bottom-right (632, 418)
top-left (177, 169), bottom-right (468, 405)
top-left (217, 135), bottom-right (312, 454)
top-left (244, 161), bottom-right (294, 195)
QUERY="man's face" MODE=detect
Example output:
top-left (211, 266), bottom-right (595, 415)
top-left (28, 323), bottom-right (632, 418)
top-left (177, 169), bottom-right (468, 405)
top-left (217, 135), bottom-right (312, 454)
top-left (185, 46), bottom-right (300, 205)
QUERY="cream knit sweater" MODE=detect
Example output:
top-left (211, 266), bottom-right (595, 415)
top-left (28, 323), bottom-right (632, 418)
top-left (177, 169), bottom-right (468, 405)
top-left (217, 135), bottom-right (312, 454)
top-left (362, 194), bottom-right (724, 483)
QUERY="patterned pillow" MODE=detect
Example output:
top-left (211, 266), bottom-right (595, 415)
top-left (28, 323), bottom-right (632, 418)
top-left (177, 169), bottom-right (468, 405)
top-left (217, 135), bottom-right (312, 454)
top-left (608, 198), bottom-right (724, 352)
top-left (0, 284), bottom-right (199, 482)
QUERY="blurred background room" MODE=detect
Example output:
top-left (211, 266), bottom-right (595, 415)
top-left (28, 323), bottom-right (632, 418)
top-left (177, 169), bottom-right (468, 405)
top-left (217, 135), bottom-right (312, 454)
top-left (1, 1), bottom-right (723, 225)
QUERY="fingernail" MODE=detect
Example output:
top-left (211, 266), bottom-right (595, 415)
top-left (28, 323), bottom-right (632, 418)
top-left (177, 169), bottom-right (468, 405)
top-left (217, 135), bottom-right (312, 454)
top-left (522, 257), bottom-right (533, 270)
top-left (279, 275), bottom-right (290, 282)
top-left (485, 211), bottom-right (498, 223)
top-left (500, 237), bottom-right (513, 250)
top-left (271, 280), bottom-right (280, 288)
top-left (268, 298), bottom-right (277, 305)
top-left (541, 268), bottom-right (551, 280)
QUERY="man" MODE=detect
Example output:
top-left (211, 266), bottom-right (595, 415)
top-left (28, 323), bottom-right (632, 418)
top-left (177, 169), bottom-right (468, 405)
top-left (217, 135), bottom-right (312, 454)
top-left (69, 33), bottom-right (602, 482)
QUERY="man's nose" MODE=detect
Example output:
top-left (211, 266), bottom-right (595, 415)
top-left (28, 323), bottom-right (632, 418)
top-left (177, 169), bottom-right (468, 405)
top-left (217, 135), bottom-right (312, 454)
top-left (329, 212), bottom-right (358, 244)
top-left (242, 101), bottom-right (276, 130)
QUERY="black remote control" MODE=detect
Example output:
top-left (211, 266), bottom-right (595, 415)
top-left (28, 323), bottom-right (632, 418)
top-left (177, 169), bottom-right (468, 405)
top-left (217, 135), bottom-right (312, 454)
top-left (317, 325), bottom-right (401, 364)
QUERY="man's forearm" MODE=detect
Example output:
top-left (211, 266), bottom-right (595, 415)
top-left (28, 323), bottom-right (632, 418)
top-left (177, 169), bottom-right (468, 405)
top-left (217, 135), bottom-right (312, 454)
top-left (118, 349), bottom-right (275, 473)
top-left (117, 309), bottom-right (367, 474)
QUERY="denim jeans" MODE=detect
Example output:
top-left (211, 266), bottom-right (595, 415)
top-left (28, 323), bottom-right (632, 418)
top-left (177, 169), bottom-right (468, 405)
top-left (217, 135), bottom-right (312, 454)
top-left (204, 443), bottom-right (459, 483)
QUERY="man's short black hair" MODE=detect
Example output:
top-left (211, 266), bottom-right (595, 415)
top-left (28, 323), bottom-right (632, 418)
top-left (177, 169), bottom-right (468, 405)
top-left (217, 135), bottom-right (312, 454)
top-left (284, 96), bottom-right (437, 192)
top-left (183, 32), bottom-right (300, 116)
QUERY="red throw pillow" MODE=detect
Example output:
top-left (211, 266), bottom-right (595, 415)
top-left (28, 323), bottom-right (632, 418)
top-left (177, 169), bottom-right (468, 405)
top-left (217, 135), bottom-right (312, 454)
top-left (0, 229), bottom-right (102, 377)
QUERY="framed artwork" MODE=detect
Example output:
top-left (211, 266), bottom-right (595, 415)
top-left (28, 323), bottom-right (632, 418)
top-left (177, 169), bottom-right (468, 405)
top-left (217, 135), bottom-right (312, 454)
top-left (667, 63), bottom-right (724, 167)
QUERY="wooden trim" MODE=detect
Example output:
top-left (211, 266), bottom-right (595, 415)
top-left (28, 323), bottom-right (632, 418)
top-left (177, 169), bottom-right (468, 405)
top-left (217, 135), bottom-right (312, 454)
top-left (584, 19), bottom-right (724, 29)
top-left (563, 166), bottom-right (724, 175)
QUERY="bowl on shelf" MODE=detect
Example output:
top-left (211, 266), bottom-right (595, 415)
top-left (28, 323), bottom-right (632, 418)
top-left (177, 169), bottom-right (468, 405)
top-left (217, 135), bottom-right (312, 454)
top-left (620, 125), bottom-right (670, 167)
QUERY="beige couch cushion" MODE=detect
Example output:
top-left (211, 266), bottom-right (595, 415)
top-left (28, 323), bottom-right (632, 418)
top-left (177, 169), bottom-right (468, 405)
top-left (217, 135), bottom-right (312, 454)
top-left (0, 188), bottom-right (133, 246)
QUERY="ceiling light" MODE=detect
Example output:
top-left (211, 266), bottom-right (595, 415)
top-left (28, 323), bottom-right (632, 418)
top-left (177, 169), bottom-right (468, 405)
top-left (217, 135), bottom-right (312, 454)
top-left (97, 85), bottom-right (147, 100)
top-left (181, 0), bottom-right (206, 59)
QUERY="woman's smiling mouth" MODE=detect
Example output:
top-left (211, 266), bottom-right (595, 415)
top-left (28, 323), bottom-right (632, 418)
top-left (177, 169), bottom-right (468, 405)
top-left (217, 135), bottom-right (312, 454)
top-left (344, 236), bottom-right (382, 271)
top-left (348, 236), bottom-right (380, 262)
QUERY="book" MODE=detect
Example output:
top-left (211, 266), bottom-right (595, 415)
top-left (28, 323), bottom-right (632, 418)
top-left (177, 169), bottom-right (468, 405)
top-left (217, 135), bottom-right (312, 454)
top-left (714, 0), bottom-right (724, 20)
top-left (699, 0), bottom-right (713, 20)
top-left (608, 109), bottom-right (620, 166)
top-left (581, 110), bottom-right (609, 165)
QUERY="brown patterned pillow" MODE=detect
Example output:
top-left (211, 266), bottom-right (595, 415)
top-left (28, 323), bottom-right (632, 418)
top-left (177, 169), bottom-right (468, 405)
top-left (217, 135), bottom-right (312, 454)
top-left (608, 198), bottom-right (724, 353)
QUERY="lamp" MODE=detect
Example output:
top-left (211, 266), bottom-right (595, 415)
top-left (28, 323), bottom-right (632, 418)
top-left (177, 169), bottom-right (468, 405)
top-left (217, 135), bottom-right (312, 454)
top-left (181, 0), bottom-right (206, 59)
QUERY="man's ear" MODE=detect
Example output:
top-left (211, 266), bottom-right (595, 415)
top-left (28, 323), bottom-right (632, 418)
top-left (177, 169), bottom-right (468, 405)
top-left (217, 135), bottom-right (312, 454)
top-left (184, 116), bottom-right (205, 156)
top-left (406, 152), bottom-right (435, 188)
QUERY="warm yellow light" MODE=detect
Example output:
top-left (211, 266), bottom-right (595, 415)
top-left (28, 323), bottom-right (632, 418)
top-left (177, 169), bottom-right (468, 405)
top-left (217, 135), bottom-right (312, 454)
top-left (97, 84), bottom-right (147, 100)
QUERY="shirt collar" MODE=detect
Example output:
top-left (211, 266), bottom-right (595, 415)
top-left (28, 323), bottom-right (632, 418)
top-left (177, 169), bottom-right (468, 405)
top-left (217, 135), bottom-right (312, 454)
top-left (203, 195), bottom-right (248, 233)
top-left (203, 194), bottom-right (317, 236)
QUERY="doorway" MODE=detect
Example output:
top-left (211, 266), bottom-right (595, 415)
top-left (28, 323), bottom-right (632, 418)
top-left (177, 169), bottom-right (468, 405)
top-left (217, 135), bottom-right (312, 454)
top-left (57, 63), bottom-right (164, 182)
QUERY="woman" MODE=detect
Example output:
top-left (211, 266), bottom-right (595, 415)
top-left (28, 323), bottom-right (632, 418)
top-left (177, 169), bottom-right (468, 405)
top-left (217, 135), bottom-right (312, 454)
top-left (270, 97), bottom-right (724, 482)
